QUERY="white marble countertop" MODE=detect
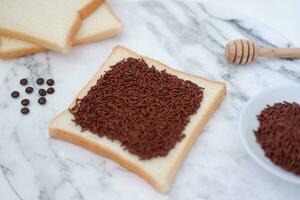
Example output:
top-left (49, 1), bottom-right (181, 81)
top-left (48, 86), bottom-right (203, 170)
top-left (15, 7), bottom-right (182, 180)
top-left (0, 1), bottom-right (299, 200)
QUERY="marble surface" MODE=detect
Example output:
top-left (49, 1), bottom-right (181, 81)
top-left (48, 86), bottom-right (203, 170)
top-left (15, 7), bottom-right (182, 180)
top-left (0, 1), bottom-right (300, 200)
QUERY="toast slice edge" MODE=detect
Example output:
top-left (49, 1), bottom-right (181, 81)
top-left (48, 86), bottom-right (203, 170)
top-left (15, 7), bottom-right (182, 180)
top-left (0, 0), bottom-right (104, 53)
top-left (0, 2), bottom-right (122, 59)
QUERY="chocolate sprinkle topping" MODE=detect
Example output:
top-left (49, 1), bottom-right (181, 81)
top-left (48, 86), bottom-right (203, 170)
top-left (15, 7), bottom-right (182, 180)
top-left (70, 58), bottom-right (204, 160)
top-left (255, 101), bottom-right (300, 176)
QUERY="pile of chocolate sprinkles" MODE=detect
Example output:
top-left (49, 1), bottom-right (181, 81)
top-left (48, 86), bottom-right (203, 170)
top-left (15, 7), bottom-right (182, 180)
top-left (254, 101), bottom-right (300, 175)
top-left (70, 58), bottom-right (204, 160)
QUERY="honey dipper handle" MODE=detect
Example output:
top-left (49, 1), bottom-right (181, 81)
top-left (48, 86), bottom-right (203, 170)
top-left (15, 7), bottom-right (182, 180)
top-left (258, 48), bottom-right (300, 58)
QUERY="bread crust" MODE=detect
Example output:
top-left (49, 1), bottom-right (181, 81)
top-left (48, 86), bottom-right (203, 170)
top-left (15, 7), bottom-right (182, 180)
top-left (165, 82), bottom-right (226, 187)
top-left (49, 45), bottom-right (226, 193)
top-left (0, 47), bottom-right (46, 59)
top-left (73, 2), bottom-right (123, 45)
top-left (0, 0), bottom-right (104, 53)
top-left (0, 2), bottom-right (122, 59)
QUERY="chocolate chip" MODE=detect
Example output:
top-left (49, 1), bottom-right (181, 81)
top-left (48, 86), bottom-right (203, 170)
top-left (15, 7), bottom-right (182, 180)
top-left (11, 91), bottom-right (20, 98)
top-left (47, 79), bottom-right (55, 86)
top-left (25, 87), bottom-right (34, 94)
top-left (21, 99), bottom-right (30, 106)
top-left (36, 78), bottom-right (44, 85)
top-left (38, 89), bottom-right (47, 96)
top-left (38, 97), bottom-right (46, 105)
top-left (21, 107), bottom-right (30, 115)
top-left (47, 87), bottom-right (55, 94)
top-left (20, 78), bottom-right (28, 86)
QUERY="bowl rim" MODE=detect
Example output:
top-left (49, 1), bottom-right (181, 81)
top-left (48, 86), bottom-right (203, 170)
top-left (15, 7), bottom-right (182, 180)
top-left (239, 84), bottom-right (300, 184)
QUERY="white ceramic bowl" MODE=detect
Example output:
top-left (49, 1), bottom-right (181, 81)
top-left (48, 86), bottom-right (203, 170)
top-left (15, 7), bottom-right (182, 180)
top-left (239, 85), bottom-right (300, 184)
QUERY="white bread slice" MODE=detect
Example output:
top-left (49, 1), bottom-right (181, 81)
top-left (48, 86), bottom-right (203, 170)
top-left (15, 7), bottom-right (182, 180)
top-left (49, 46), bottom-right (226, 193)
top-left (0, 0), bottom-right (103, 53)
top-left (0, 2), bottom-right (122, 59)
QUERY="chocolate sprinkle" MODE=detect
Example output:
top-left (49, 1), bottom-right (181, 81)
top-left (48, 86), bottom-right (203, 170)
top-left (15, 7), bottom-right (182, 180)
top-left (11, 91), bottom-right (20, 98)
top-left (38, 89), bottom-right (47, 96)
top-left (21, 107), bottom-right (29, 115)
top-left (20, 78), bottom-right (28, 86)
top-left (21, 99), bottom-right (30, 106)
top-left (70, 58), bottom-right (204, 160)
top-left (255, 101), bottom-right (300, 176)
top-left (25, 87), bottom-right (33, 94)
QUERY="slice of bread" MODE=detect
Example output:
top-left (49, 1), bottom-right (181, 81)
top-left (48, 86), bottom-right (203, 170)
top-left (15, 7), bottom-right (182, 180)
top-left (49, 46), bottom-right (226, 193)
top-left (0, 2), bottom-right (122, 59)
top-left (0, 0), bottom-right (103, 53)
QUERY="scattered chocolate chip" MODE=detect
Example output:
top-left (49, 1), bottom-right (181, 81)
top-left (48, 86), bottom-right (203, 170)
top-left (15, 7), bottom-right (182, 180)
top-left (38, 89), bottom-right (47, 96)
top-left (21, 107), bottom-right (30, 115)
top-left (47, 87), bottom-right (55, 94)
top-left (38, 97), bottom-right (47, 105)
top-left (25, 87), bottom-right (34, 94)
top-left (36, 78), bottom-right (44, 85)
top-left (47, 79), bottom-right (55, 86)
top-left (11, 91), bottom-right (20, 98)
top-left (20, 78), bottom-right (28, 86)
top-left (21, 99), bottom-right (30, 106)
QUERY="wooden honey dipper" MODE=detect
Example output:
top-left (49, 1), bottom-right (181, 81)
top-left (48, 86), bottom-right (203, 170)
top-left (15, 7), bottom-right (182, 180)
top-left (225, 39), bottom-right (300, 64)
